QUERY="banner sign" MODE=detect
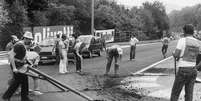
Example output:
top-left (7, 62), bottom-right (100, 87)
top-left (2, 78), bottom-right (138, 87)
top-left (95, 29), bottom-right (114, 43)
top-left (24, 25), bottom-right (73, 43)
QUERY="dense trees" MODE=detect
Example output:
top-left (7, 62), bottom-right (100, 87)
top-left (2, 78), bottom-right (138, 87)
top-left (169, 4), bottom-right (201, 33)
top-left (0, 0), bottom-right (170, 50)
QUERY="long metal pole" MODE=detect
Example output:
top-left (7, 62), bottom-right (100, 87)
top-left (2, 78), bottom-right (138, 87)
top-left (28, 67), bottom-right (94, 101)
top-left (91, 0), bottom-right (94, 35)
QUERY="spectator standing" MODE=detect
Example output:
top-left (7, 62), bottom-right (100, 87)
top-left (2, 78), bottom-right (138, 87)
top-left (161, 35), bottom-right (170, 58)
top-left (170, 24), bottom-right (201, 101)
top-left (129, 34), bottom-right (139, 60)
top-left (53, 34), bottom-right (61, 65)
top-left (58, 34), bottom-right (69, 74)
top-left (105, 45), bottom-right (123, 76)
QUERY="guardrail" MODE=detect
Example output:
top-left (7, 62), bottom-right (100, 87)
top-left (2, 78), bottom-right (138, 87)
top-left (0, 51), bottom-right (8, 59)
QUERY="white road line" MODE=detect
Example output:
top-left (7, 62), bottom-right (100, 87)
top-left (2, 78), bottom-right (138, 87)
top-left (132, 56), bottom-right (173, 75)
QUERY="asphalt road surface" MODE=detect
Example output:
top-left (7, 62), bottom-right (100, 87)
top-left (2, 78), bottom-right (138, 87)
top-left (0, 40), bottom-right (178, 101)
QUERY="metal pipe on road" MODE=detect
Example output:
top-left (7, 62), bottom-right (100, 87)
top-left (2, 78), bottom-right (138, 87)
top-left (28, 67), bottom-right (95, 101)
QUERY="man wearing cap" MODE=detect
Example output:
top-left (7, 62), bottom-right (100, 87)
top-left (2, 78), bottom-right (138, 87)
top-left (6, 35), bottom-right (19, 51)
top-left (170, 24), bottom-right (201, 101)
top-left (105, 45), bottom-right (123, 76)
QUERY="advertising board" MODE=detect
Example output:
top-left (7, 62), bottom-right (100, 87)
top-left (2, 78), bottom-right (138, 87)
top-left (24, 25), bottom-right (73, 43)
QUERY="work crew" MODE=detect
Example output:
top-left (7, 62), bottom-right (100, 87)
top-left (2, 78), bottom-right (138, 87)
top-left (58, 34), bottom-right (69, 74)
top-left (129, 34), bottom-right (139, 60)
top-left (170, 24), bottom-right (201, 101)
top-left (105, 45), bottom-right (123, 76)
top-left (161, 34), bottom-right (170, 58)
top-left (2, 43), bottom-right (33, 101)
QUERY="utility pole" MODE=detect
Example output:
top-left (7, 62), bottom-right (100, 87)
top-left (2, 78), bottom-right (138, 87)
top-left (91, 0), bottom-right (94, 35)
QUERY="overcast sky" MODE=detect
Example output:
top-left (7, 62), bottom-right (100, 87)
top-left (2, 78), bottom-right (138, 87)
top-left (115, 0), bottom-right (201, 13)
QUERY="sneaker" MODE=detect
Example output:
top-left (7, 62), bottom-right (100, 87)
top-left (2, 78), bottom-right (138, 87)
top-left (76, 70), bottom-right (81, 73)
top-left (32, 90), bottom-right (43, 95)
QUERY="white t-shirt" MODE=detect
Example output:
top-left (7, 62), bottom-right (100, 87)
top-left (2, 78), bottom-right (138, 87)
top-left (176, 36), bottom-right (201, 67)
top-left (109, 45), bottom-right (123, 55)
top-left (161, 37), bottom-right (170, 45)
top-left (130, 37), bottom-right (139, 46)
top-left (26, 51), bottom-right (40, 65)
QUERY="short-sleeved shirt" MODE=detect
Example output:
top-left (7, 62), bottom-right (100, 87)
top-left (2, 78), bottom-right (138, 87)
top-left (26, 51), bottom-right (40, 66)
top-left (107, 45), bottom-right (123, 56)
top-left (176, 36), bottom-right (201, 67)
top-left (74, 42), bottom-right (83, 53)
top-left (130, 37), bottom-right (139, 46)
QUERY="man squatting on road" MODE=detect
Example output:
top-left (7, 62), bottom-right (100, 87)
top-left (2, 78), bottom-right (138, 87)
top-left (170, 24), bottom-right (201, 101)
top-left (105, 45), bottom-right (123, 76)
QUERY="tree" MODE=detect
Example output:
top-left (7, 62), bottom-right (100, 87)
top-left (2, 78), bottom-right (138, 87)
top-left (0, 1), bottom-right (28, 50)
top-left (140, 1), bottom-right (170, 39)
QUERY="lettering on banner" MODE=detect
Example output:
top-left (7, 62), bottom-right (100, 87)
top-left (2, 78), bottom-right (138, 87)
top-left (24, 26), bottom-right (73, 43)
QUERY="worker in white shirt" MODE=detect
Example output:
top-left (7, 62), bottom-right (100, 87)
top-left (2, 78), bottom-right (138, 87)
top-left (105, 45), bottom-right (123, 76)
top-left (129, 34), bottom-right (139, 60)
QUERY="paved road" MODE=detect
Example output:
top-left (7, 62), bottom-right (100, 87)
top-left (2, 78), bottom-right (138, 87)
top-left (82, 40), bottom-right (177, 76)
top-left (0, 40), bottom-right (178, 101)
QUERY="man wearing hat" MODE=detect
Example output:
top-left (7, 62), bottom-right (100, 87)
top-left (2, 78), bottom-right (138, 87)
top-left (170, 24), bottom-right (201, 101)
top-left (21, 31), bottom-right (34, 50)
top-left (18, 31), bottom-right (43, 95)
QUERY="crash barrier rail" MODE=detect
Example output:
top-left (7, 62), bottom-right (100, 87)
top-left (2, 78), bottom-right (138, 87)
top-left (0, 51), bottom-right (8, 59)
top-left (26, 66), bottom-right (102, 101)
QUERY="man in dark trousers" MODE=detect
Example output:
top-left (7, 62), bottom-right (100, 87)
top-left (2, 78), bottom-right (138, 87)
top-left (170, 24), bottom-right (201, 101)
top-left (53, 34), bottom-right (61, 65)
top-left (129, 34), bottom-right (139, 60)
top-left (105, 45), bottom-right (123, 76)
top-left (74, 39), bottom-right (84, 72)
top-left (2, 43), bottom-right (33, 101)
top-left (161, 34), bottom-right (170, 58)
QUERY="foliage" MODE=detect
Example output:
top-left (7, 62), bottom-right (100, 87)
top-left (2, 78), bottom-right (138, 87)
top-left (0, 0), bottom-right (170, 50)
top-left (169, 4), bottom-right (201, 32)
